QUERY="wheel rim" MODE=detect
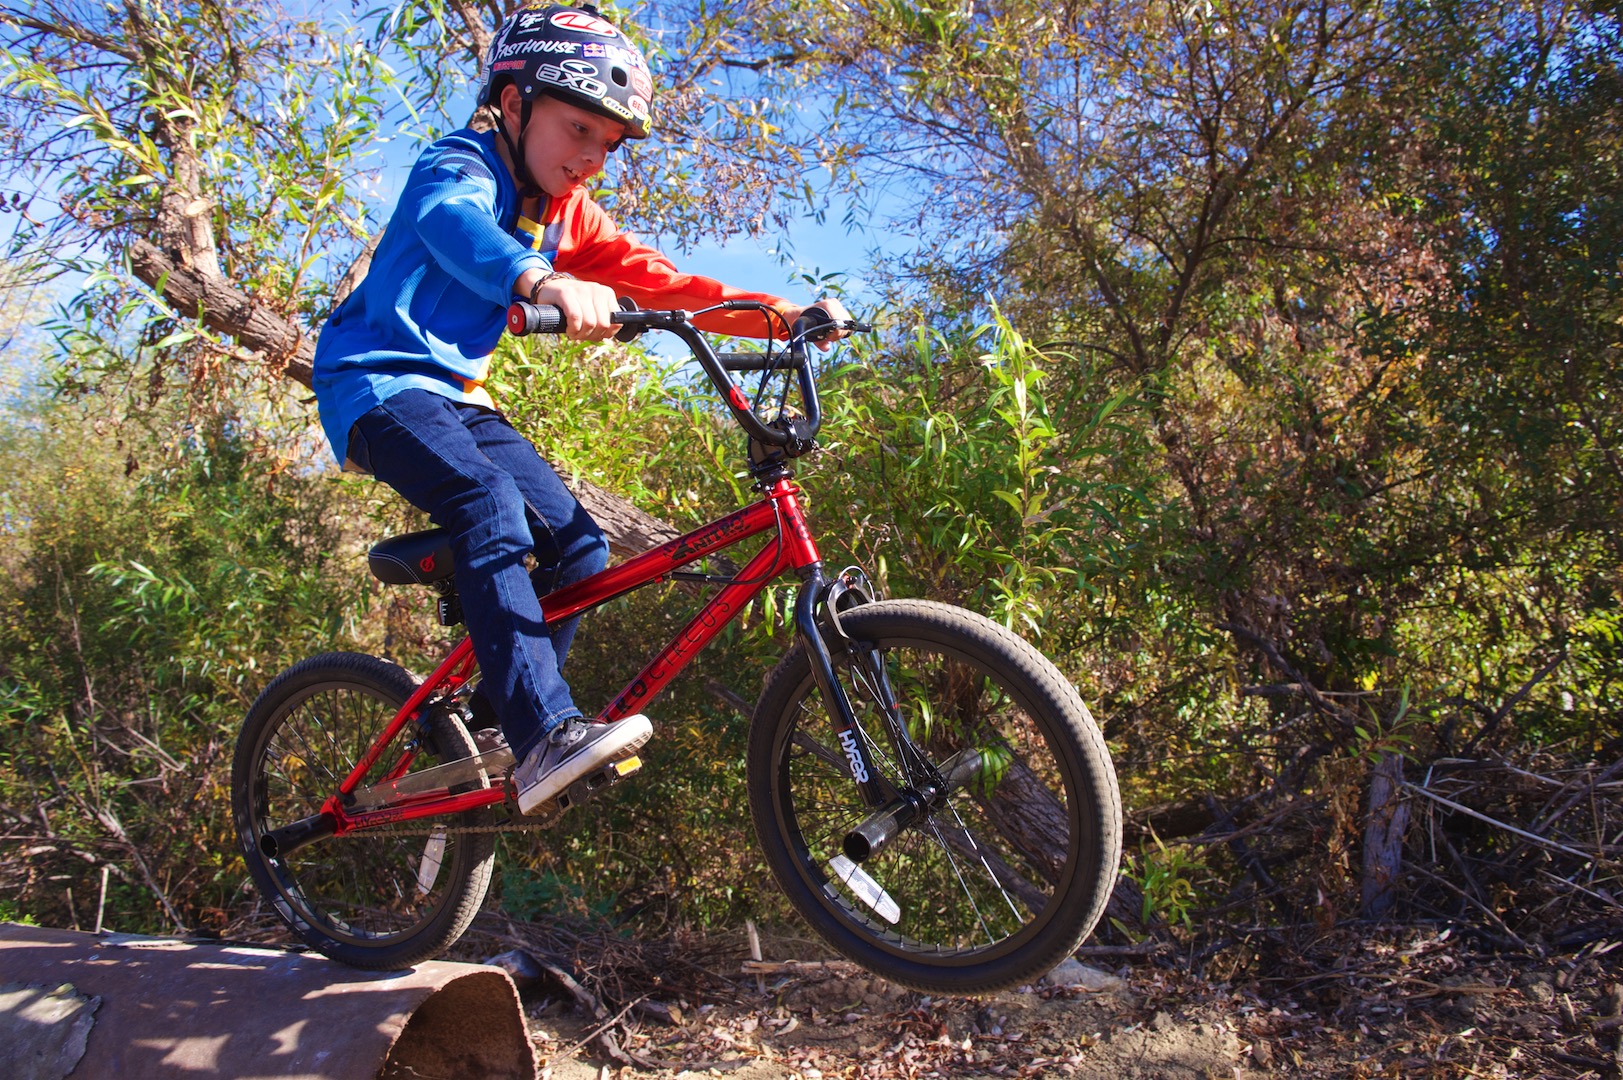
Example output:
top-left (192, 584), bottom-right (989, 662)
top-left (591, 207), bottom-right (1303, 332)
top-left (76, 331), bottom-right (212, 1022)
top-left (771, 635), bottom-right (1082, 966)
top-left (246, 679), bottom-right (475, 950)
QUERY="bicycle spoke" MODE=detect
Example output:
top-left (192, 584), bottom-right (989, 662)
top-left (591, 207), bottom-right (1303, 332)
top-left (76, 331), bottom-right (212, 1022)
top-left (923, 818), bottom-right (997, 945)
top-left (942, 798), bottom-right (1025, 924)
top-left (775, 636), bottom-right (1077, 955)
top-left (237, 656), bottom-right (495, 964)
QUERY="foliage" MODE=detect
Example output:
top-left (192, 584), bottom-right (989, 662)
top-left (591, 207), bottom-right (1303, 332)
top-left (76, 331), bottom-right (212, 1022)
top-left (0, 388), bottom-right (381, 932)
top-left (0, 0), bottom-right (1620, 956)
top-left (1123, 838), bottom-right (1208, 933)
top-left (808, 304), bottom-right (1154, 630)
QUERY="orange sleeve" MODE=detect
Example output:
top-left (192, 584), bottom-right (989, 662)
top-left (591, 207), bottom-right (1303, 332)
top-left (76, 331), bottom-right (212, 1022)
top-left (550, 192), bottom-right (793, 338)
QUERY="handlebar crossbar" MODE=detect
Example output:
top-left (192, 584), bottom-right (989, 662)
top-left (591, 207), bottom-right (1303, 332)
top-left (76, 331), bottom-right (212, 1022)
top-left (504, 298), bottom-right (870, 450)
top-left (716, 352), bottom-right (799, 371)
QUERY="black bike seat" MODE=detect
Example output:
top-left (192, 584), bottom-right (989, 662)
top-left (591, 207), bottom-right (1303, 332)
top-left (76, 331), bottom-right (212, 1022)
top-left (368, 528), bottom-right (456, 585)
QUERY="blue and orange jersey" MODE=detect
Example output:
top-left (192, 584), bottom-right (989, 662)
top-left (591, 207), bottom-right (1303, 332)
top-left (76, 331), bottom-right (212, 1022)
top-left (311, 126), bottom-right (788, 465)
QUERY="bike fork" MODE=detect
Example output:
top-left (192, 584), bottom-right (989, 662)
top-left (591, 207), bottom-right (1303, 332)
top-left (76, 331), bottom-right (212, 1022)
top-left (794, 565), bottom-right (889, 809)
top-left (794, 566), bottom-right (980, 866)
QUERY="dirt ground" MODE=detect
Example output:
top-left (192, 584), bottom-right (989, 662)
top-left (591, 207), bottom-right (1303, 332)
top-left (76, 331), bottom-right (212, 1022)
top-left (501, 930), bottom-right (1623, 1080)
top-left (529, 969), bottom-right (1240, 1080)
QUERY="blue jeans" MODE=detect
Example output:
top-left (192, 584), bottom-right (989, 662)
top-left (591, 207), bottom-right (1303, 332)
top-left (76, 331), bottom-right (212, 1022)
top-left (347, 389), bottom-right (609, 760)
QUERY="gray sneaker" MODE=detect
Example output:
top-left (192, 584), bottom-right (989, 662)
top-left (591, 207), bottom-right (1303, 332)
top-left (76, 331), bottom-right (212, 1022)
top-left (513, 715), bottom-right (653, 815)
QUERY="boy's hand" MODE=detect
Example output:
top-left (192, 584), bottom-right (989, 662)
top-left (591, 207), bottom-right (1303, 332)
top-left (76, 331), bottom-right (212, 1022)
top-left (780, 297), bottom-right (853, 351)
top-left (515, 270), bottom-right (620, 341)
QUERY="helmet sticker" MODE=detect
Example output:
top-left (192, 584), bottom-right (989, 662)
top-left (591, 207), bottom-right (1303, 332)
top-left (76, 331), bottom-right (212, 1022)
top-left (627, 95), bottom-right (649, 118)
top-left (582, 42), bottom-right (607, 57)
top-left (608, 44), bottom-right (648, 71)
top-left (537, 57), bottom-right (608, 98)
top-left (630, 69), bottom-right (652, 98)
top-left (497, 38), bottom-right (580, 58)
top-left (598, 95), bottom-right (633, 119)
top-left (550, 10), bottom-right (620, 37)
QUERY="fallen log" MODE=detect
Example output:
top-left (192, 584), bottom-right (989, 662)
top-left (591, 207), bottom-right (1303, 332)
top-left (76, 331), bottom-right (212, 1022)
top-left (0, 923), bottom-right (534, 1079)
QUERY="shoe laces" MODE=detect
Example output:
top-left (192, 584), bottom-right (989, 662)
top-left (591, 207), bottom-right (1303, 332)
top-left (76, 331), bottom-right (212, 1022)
top-left (548, 718), bottom-right (588, 747)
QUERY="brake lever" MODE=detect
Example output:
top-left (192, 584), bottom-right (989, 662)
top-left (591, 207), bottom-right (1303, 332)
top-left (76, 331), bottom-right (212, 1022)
top-left (794, 318), bottom-right (874, 349)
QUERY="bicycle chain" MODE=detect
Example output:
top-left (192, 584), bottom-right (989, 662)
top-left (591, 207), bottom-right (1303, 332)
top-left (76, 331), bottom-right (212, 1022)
top-left (338, 777), bottom-right (567, 838)
top-left (357, 815), bottom-right (559, 838)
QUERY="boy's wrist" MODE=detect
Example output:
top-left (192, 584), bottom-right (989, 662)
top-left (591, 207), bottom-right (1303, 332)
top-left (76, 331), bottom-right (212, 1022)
top-left (528, 270), bottom-right (574, 305)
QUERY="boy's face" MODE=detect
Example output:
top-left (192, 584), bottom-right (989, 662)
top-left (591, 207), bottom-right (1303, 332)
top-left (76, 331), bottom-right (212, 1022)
top-left (499, 88), bottom-right (627, 199)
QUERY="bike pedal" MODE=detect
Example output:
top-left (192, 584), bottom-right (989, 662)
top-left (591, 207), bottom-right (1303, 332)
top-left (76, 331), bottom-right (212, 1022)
top-left (556, 754), bottom-right (643, 812)
top-left (514, 754), bottom-right (644, 821)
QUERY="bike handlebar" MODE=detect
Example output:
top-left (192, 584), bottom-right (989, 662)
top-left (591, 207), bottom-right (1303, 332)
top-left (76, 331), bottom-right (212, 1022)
top-left (504, 298), bottom-right (872, 450)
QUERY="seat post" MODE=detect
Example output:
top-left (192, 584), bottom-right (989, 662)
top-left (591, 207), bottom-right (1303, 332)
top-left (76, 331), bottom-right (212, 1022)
top-left (433, 578), bottom-right (463, 627)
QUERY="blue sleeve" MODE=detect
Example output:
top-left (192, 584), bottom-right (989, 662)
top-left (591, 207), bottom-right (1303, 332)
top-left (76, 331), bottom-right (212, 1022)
top-left (403, 143), bottom-right (548, 306)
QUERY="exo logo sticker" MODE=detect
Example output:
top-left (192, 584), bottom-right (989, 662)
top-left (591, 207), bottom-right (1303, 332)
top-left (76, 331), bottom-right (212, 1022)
top-left (536, 58), bottom-right (606, 98)
top-left (838, 730), bottom-right (870, 782)
top-left (551, 10), bottom-right (619, 37)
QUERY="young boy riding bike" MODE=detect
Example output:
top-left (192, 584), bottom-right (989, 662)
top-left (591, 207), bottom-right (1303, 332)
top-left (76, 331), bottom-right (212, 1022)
top-left (312, 3), bottom-right (848, 816)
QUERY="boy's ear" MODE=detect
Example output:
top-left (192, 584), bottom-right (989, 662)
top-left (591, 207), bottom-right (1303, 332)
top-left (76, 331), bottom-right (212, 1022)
top-left (498, 84), bottom-right (524, 127)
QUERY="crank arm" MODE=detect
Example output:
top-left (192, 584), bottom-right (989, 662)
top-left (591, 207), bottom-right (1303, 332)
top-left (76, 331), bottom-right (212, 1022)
top-left (348, 745), bottom-right (516, 811)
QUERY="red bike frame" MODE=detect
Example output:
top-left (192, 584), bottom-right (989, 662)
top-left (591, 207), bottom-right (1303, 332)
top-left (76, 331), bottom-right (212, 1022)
top-left (319, 476), bottom-right (822, 836)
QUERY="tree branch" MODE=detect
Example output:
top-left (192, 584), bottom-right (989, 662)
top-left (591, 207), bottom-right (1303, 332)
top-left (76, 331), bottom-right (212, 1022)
top-left (126, 238), bottom-right (687, 561)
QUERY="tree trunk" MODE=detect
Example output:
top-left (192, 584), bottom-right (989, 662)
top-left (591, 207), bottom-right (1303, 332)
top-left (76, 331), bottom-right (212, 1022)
top-left (126, 240), bottom-right (685, 561)
top-left (1361, 751), bottom-right (1409, 919)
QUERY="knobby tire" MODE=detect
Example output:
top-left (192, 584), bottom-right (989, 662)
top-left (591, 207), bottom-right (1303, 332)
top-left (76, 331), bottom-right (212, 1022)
top-left (748, 600), bottom-right (1122, 994)
top-left (232, 652), bottom-right (495, 969)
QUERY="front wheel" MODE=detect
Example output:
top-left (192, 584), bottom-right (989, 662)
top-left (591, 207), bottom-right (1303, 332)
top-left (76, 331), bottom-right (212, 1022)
top-left (232, 652), bottom-right (496, 969)
top-left (748, 600), bottom-right (1121, 994)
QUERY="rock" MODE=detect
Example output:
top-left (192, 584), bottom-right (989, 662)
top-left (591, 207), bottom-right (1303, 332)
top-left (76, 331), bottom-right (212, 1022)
top-left (482, 948), bottom-right (546, 990)
top-left (1523, 980), bottom-right (1555, 1006)
top-left (1041, 958), bottom-right (1129, 993)
top-left (0, 982), bottom-right (101, 1080)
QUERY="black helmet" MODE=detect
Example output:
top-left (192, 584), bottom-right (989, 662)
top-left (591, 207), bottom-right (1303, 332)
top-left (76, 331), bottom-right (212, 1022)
top-left (478, 4), bottom-right (653, 139)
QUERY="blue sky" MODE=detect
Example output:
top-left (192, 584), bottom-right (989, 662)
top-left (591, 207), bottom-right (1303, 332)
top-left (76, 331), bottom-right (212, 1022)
top-left (0, 6), bottom-right (915, 395)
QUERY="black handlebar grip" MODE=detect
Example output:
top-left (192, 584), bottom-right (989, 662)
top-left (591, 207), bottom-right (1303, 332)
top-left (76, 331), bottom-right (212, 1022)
top-left (793, 305), bottom-right (835, 340)
top-left (506, 300), bottom-right (566, 336)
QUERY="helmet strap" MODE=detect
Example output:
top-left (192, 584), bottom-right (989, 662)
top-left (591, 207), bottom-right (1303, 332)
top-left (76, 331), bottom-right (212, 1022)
top-left (495, 97), bottom-right (545, 201)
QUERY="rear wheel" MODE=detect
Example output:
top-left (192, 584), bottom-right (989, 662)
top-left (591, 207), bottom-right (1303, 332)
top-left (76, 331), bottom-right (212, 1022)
top-left (232, 652), bottom-right (495, 969)
top-left (748, 600), bottom-right (1121, 994)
